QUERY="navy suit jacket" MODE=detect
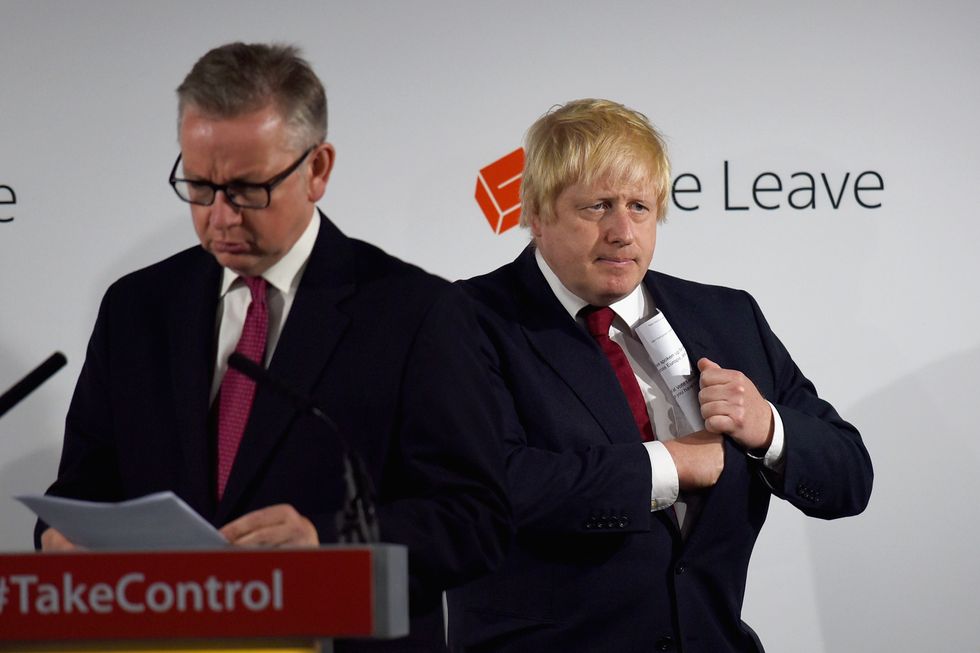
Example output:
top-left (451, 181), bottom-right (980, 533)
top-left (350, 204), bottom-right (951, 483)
top-left (447, 246), bottom-right (872, 653)
top-left (39, 213), bottom-right (511, 652)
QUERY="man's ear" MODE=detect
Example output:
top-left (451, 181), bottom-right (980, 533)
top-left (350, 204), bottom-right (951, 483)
top-left (307, 143), bottom-right (335, 202)
top-left (528, 212), bottom-right (543, 238)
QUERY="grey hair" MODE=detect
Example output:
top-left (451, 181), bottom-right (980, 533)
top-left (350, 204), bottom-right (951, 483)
top-left (176, 42), bottom-right (326, 149)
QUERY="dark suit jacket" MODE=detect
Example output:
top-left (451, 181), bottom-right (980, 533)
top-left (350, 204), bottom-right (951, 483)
top-left (447, 246), bottom-right (873, 653)
top-left (38, 213), bottom-right (511, 652)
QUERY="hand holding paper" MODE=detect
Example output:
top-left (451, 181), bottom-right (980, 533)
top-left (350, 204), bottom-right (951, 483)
top-left (697, 358), bottom-right (774, 451)
top-left (220, 503), bottom-right (319, 548)
top-left (40, 527), bottom-right (78, 552)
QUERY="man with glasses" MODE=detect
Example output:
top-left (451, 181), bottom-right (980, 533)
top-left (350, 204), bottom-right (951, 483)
top-left (36, 42), bottom-right (510, 652)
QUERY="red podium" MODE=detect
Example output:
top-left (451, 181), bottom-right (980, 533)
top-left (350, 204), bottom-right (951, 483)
top-left (0, 545), bottom-right (407, 652)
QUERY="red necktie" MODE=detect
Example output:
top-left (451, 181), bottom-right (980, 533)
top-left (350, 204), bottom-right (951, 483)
top-left (216, 276), bottom-right (269, 499)
top-left (583, 306), bottom-right (655, 442)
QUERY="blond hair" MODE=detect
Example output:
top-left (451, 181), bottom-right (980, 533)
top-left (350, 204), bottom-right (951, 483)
top-left (520, 98), bottom-right (670, 225)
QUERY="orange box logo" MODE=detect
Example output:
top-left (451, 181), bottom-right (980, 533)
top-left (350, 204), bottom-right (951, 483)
top-left (475, 148), bottom-right (524, 234)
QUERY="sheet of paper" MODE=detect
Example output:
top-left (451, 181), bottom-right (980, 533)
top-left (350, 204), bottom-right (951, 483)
top-left (17, 491), bottom-right (228, 550)
top-left (635, 311), bottom-right (704, 431)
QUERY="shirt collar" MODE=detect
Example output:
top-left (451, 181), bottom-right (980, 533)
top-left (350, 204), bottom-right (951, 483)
top-left (219, 209), bottom-right (320, 296)
top-left (534, 246), bottom-right (654, 329)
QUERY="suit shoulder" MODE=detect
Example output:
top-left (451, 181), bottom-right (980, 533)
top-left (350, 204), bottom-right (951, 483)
top-left (649, 270), bottom-right (755, 306)
top-left (340, 238), bottom-right (462, 334)
top-left (105, 245), bottom-right (212, 300)
top-left (458, 257), bottom-right (522, 314)
top-left (348, 237), bottom-right (449, 296)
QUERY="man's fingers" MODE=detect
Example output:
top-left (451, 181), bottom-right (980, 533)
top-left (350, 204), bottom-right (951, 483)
top-left (220, 504), bottom-right (318, 548)
top-left (697, 357), bottom-right (721, 373)
top-left (698, 384), bottom-right (747, 406)
top-left (663, 430), bottom-right (725, 491)
top-left (698, 360), bottom-right (737, 390)
top-left (221, 505), bottom-right (286, 542)
top-left (699, 363), bottom-right (747, 392)
top-left (40, 527), bottom-right (78, 552)
top-left (219, 513), bottom-right (259, 543)
top-left (226, 524), bottom-right (280, 548)
top-left (703, 414), bottom-right (735, 434)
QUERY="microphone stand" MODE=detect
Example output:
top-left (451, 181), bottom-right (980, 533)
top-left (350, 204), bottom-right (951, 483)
top-left (0, 352), bottom-right (67, 419)
top-left (227, 352), bottom-right (380, 544)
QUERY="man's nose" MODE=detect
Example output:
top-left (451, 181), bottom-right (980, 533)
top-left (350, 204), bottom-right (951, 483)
top-left (603, 205), bottom-right (634, 244)
top-left (210, 191), bottom-right (242, 228)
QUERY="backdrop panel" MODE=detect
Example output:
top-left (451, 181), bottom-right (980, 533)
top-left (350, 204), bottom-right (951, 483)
top-left (2, 2), bottom-right (977, 651)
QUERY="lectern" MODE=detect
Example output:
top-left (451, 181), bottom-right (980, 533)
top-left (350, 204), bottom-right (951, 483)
top-left (0, 545), bottom-right (407, 652)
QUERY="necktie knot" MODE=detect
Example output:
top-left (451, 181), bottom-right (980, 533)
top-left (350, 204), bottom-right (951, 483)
top-left (243, 276), bottom-right (267, 305)
top-left (582, 306), bottom-right (615, 338)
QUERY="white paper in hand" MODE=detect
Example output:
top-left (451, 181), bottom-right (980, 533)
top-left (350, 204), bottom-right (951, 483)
top-left (635, 311), bottom-right (705, 431)
top-left (17, 491), bottom-right (228, 550)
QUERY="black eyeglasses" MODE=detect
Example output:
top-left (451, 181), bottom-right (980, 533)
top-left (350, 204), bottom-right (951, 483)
top-left (168, 146), bottom-right (315, 209)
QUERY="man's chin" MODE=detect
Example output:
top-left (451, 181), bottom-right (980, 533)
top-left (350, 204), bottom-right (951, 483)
top-left (210, 250), bottom-right (263, 277)
top-left (599, 269), bottom-right (644, 294)
top-left (594, 281), bottom-right (643, 306)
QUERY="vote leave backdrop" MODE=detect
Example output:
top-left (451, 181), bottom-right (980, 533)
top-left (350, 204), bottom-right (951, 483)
top-left (1, 2), bottom-right (977, 651)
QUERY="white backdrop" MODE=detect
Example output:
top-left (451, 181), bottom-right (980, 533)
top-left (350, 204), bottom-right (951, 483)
top-left (2, 2), bottom-right (978, 651)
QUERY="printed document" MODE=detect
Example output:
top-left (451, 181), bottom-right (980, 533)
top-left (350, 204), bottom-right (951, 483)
top-left (635, 311), bottom-right (705, 431)
top-left (17, 491), bottom-right (228, 550)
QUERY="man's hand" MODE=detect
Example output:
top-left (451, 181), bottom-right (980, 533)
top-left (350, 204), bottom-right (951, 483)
top-left (220, 504), bottom-right (319, 548)
top-left (697, 357), bottom-right (774, 451)
top-left (40, 527), bottom-right (78, 552)
top-left (662, 430), bottom-right (725, 491)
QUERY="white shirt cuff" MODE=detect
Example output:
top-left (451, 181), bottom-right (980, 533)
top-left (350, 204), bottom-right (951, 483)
top-left (644, 441), bottom-right (679, 511)
top-left (746, 401), bottom-right (786, 473)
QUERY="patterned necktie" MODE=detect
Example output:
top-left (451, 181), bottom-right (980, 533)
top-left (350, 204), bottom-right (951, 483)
top-left (582, 306), bottom-right (656, 442)
top-left (216, 276), bottom-right (269, 499)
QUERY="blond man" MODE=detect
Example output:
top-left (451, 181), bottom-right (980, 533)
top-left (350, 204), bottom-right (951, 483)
top-left (448, 99), bottom-right (872, 653)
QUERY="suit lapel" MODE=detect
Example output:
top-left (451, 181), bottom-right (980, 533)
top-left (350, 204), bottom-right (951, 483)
top-left (217, 214), bottom-right (355, 520)
top-left (643, 272), bottom-right (715, 366)
top-left (515, 247), bottom-right (643, 445)
top-left (169, 248), bottom-right (222, 521)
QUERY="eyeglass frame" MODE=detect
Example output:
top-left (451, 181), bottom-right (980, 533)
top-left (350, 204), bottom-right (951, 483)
top-left (168, 145), bottom-right (317, 210)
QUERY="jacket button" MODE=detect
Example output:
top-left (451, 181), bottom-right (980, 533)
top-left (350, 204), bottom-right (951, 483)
top-left (797, 482), bottom-right (821, 502)
top-left (655, 635), bottom-right (675, 651)
top-left (675, 563), bottom-right (687, 575)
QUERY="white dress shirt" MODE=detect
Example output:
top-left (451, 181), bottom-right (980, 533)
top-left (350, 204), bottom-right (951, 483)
top-left (209, 210), bottom-right (320, 404)
top-left (534, 249), bottom-right (785, 523)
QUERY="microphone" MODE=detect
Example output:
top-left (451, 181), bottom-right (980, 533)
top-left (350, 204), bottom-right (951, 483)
top-left (227, 352), bottom-right (380, 544)
top-left (0, 352), bottom-right (68, 419)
